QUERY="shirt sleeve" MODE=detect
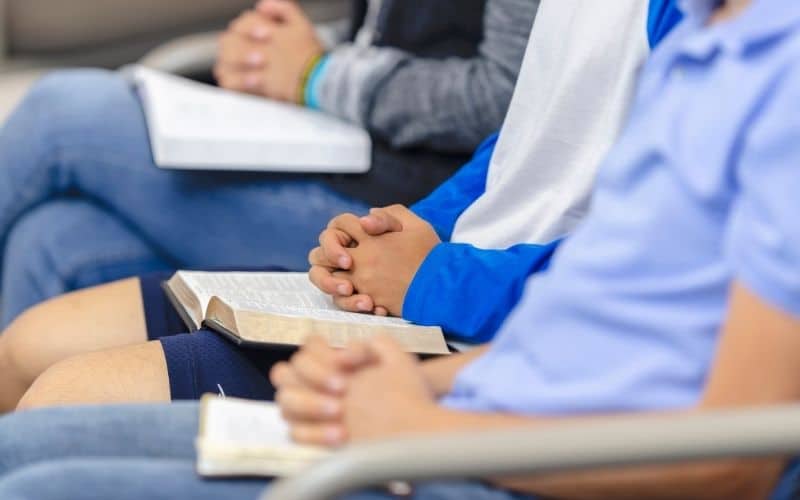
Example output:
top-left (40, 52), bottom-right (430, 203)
top-left (726, 67), bottom-right (800, 318)
top-left (410, 133), bottom-right (497, 241)
top-left (403, 240), bottom-right (560, 343)
top-left (314, 0), bottom-right (538, 152)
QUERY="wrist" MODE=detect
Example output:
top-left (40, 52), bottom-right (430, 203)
top-left (299, 52), bottom-right (329, 108)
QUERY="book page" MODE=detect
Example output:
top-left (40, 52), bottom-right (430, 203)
top-left (201, 397), bottom-right (293, 448)
top-left (177, 271), bottom-right (413, 328)
top-left (197, 397), bottom-right (328, 477)
top-left (126, 66), bottom-right (371, 173)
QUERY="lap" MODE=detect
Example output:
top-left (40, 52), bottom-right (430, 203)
top-left (17, 340), bottom-right (170, 409)
top-left (160, 330), bottom-right (293, 401)
top-left (0, 457), bottom-right (530, 500)
top-left (2, 200), bottom-right (171, 326)
top-left (5, 69), bottom-right (373, 272)
top-left (2, 277), bottom-right (150, 382)
top-left (0, 458), bottom-right (266, 500)
top-left (0, 403), bottom-right (199, 476)
top-left (139, 271), bottom-right (295, 401)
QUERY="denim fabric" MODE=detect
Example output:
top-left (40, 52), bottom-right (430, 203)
top-left (0, 404), bottom-right (530, 500)
top-left (0, 460), bottom-right (530, 500)
top-left (1, 200), bottom-right (174, 326)
top-left (0, 69), bottom-right (371, 326)
top-left (0, 405), bottom-right (796, 499)
top-left (0, 403), bottom-right (199, 476)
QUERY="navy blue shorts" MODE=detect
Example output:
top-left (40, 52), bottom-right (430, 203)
top-left (141, 271), bottom-right (295, 401)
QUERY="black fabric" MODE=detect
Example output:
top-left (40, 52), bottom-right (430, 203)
top-left (349, 0), bottom-right (487, 58)
top-left (321, 138), bottom-right (471, 207)
top-left (160, 330), bottom-right (295, 401)
top-left (141, 271), bottom-right (191, 340)
top-left (374, 0), bottom-right (487, 59)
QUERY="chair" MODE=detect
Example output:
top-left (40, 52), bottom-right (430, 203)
top-left (263, 404), bottom-right (800, 500)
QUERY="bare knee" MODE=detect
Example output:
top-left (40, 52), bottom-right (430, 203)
top-left (0, 298), bottom-right (77, 387)
top-left (16, 357), bottom-right (86, 411)
top-left (17, 341), bottom-right (171, 411)
top-left (0, 278), bottom-right (148, 393)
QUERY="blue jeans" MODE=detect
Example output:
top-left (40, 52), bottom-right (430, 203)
top-left (0, 405), bottom-right (530, 500)
top-left (2, 405), bottom-right (800, 500)
top-left (0, 69), bottom-right (371, 326)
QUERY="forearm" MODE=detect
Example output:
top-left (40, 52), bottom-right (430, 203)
top-left (421, 346), bottom-right (489, 397)
top-left (316, 0), bottom-right (536, 151)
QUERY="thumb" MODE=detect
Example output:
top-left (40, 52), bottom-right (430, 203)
top-left (257, 0), bottom-right (303, 22)
top-left (360, 209), bottom-right (403, 235)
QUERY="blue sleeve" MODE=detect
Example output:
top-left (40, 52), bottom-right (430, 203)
top-left (403, 240), bottom-right (561, 343)
top-left (410, 133), bottom-right (498, 241)
top-left (647, 0), bottom-right (684, 48)
top-left (727, 65), bottom-right (800, 318)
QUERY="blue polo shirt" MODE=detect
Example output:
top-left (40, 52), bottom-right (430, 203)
top-left (443, 0), bottom-right (800, 494)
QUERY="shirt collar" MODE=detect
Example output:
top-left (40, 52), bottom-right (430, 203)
top-left (677, 0), bottom-right (800, 56)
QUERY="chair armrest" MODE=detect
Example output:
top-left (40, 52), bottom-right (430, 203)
top-left (263, 404), bottom-right (800, 500)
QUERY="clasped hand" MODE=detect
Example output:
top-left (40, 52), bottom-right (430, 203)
top-left (214, 0), bottom-right (324, 102)
top-left (308, 205), bottom-right (441, 317)
top-left (270, 336), bottom-right (437, 447)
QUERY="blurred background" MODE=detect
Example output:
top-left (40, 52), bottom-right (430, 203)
top-left (0, 0), bottom-right (351, 121)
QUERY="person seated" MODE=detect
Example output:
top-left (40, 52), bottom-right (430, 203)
top-left (0, 1), bottom-right (798, 499)
top-left (0, 0), bottom-right (538, 327)
top-left (0, 0), bottom-right (682, 412)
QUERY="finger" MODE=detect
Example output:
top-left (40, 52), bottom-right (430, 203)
top-left (328, 214), bottom-right (370, 243)
top-left (217, 32), bottom-right (267, 69)
top-left (269, 362), bottom-right (302, 389)
top-left (319, 227), bottom-right (355, 270)
top-left (360, 208), bottom-right (404, 235)
top-left (276, 387), bottom-right (342, 423)
top-left (374, 306), bottom-right (390, 317)
top-left (290, 423), bottom-right (346, 447)
top-left (337, 340), bottom-right (372, 369)
top-left (333, 294), bottom-right (375, 313)
top-left (291, 349), bottom-right (347, 394)
top-left (229, 11), bottom-right (272, 40)
top-left (257, 0), bottom-right (305, 23)
top-left (308, 265), bottom-right (354, 296)
top-left (306, 336), bottom-right (371, 371)
top-left (308, 246), bottom-right (335, 268)
top-left (367, 335), bottom-right (414, 367)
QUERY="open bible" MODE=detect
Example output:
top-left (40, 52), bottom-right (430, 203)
top-left (164, 271), bottom-right (450, 355)
top-left (125, 65), bottom-right (372, 173)
top-left (197, 396), bottom-right (330, 477)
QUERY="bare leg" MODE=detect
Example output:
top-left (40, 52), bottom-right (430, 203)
top-left (0, 278), bottom-right (148, 411)
top-left (16, 341), bottom-right (170, 410)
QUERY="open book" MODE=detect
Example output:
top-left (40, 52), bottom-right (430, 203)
top-left (164, 271), bottom-right (450, 355)
top-left (197, 396), bottom-right (330, 477)
top-left (124, 65), bottom-right (372, 173)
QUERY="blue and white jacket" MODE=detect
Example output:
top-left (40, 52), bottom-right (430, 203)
top-left (404, 0), bottom-right (683, 343)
